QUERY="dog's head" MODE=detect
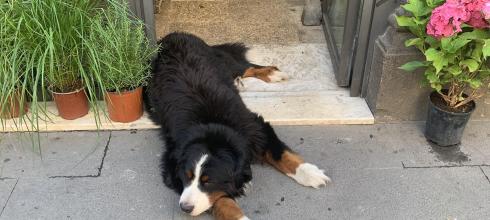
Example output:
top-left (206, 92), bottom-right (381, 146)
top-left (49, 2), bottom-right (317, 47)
top-left (176, 124), bottom-right (252, 216)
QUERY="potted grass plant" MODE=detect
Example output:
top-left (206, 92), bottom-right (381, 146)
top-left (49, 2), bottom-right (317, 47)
top-left (397, 0), bottom-right (490, 146)
top-left (0, 4), bottom-right (29, 120)
top-left (87, 1), bottom-right (157, 123)
top-left (15, 0), bottom-right (105, 121)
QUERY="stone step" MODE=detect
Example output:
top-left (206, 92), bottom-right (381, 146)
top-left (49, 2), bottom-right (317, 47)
top-left (241, 91), bottom-right (374, 125)
top-left (0, 91), bottom-right (373, 132)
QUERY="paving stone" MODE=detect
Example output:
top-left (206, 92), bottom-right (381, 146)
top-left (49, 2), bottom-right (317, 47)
top-left (102, 130), bottom-right (163, 176)
top-left (237, 166), bottom-right (490, 220)
top-left (1, 123), bottom-right (490, 219)
top-left (0, 175), bottom-right (174, 220)
top-left (274, 123), bottom-right (490, 170)
top-left (0, 178), bottom-right (17, 215)
top-left (482, 166), bottom-right (490, 184)
top-left (0, 132), bottom-right (110, 178)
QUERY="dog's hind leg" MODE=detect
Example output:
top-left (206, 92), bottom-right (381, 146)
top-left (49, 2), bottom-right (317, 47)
top-left (212, 197), bottom-right (249, 220)
top-left (242, 66), bottom-right (289, 83)
top-left (260, 121), bottom-right (331, 188)
top-left (212, 43), bottom-right (288, 83)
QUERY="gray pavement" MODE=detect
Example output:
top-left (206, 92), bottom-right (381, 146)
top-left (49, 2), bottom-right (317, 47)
top-left (1, 122), bottom-right (490, 220)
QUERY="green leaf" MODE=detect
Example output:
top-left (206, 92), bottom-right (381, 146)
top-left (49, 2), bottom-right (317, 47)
top-left (459, 29), bottom-right (490, 40)
top-left (396, 16), bottom-right (416, 27)
top-left (483, 39), bottom-right (490, 58)
top-left (468, 79), bottom-right (482, 89)
top-left (460, 59), bottom-right (479, 72)
top-left (424, 68), bottom-right (439, 83)
top-left (402, 0), bottom-right (432, 16)
top-left (425, 36), bottom-right (440, 48)
top-left (431, 83), bottom-right (442, 92)
top-left (447, 65), bottom-right (462, 76)
top-left (426, 0), bottom-right (446, 8)
top-left (441, 37), bottom-right (471, 53)
top-left (405, 38), bottom-right (424, 50)
top-left (399, 61), bottom-right (427, 71)
top-left (425, 48), bottom-right (448, 73)
top-left (471, 43), bottom-right (483, 62)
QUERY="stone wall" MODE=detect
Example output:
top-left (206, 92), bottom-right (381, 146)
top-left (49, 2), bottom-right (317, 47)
top-left (365, 12), bottom-right (490, 122)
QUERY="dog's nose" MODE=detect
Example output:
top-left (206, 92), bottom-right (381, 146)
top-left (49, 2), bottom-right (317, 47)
top-left (180, 203), bottom-right (194, 213)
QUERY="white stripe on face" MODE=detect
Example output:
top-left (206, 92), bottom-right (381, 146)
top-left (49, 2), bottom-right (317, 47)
top-left (179, 154), bottom-right (210, 216)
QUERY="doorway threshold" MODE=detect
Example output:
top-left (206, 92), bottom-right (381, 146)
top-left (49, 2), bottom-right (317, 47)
top-left (1, 43), bottom-right (373, 132)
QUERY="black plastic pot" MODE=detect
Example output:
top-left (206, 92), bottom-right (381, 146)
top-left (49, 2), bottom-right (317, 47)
top-left (425, 91), bottom-right (475, 147)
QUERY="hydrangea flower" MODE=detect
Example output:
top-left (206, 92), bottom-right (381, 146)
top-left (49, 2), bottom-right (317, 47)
top-left (426, 0), bottom-right (490, 38)
top-left (426, 0), bottom-right (469, 38)
top-left (466, 0), bottom-right (489, 28)
top-left (483, 2), bottom-right (490, 19)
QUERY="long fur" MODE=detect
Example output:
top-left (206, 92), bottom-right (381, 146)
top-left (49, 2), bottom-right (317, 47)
top-left (147, 32), bottom-right (290, 197)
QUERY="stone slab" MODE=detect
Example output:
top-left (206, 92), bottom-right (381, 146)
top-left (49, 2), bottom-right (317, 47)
top-left (0, 178), bottom-right (17, 216)
top-left (234, 166), bottom-right (490, 220)
top-left (241, 91), bottom-right (374, 125)
top-left (0, 102), bottom-right (159, 132)
top-left (0, 176), bottom-right (174, 220)
top-left (102, 130), bottom-right (163, 176)
top-left (1, 124), bottom-right (490, 219)
top-left (243, 44), bottom-right (336, 92)
top-left (482, 166), bottom-right (490, 184)
top-left (0, 132), bottom-right (110, 178)
top-left (394, 122), bottom-right (490, 167)
top-left (271, 122), bottom-right (490, 170)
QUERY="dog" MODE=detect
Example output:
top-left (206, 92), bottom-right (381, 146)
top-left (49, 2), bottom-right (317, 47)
top-left (147, 32), bottom-right (331, 220)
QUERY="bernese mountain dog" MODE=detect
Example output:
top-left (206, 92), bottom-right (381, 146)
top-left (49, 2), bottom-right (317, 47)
top-left (147, 32), bottom-right (331, 220)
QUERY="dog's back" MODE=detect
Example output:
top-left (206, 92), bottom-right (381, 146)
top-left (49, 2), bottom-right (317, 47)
top-left (147, 33), bottom-right (252, 140)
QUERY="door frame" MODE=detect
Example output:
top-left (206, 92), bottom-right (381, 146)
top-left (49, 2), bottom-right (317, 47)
top-left (128, 0), bottom-right (157, 45)
top-left (322, 0), bottom-right (362, 87)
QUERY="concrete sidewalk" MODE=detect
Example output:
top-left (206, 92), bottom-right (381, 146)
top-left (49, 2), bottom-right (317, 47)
top-left (1, 122), bottom-right (489, 220)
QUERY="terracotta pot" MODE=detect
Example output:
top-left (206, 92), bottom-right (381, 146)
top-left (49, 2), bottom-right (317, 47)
top-left (105, 87), bottom-right (143, 123)
top-left (0, 91), bottom-right (28, 119)
top-left (52, 88), bottom-right (89, 120)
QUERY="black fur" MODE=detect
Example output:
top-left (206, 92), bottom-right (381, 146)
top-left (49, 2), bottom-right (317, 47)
top-left (147, 32), bottom-right (289, 198)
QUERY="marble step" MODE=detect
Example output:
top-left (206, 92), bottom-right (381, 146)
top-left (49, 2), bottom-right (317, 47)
top-left (0, 91), bottom-right (373, 132)
top-left (241, 91), bottom-right (374, 125)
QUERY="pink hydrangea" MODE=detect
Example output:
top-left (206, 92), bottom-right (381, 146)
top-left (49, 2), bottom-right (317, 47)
top-left (466, 0), bottom-right (489, 28)
top-left (426, 1), bottom-right (470, 38)
top-left (483, 2), bottom-right (490, 19)
top-left (426, 0), bottom-right (490, 38)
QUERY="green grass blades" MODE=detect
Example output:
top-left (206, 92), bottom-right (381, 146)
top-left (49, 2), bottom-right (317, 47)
top-left (86, 1), bottom-right (157, 93)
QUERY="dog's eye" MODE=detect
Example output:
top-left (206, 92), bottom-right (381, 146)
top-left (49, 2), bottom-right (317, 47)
top-left (200, 175), bottom-right (209, 185)
top-left (185, 170), bottom-right (194, 179)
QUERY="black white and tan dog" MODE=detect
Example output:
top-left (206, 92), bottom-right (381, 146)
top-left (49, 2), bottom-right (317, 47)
top-left (147, 32), bottom-right (331, 220)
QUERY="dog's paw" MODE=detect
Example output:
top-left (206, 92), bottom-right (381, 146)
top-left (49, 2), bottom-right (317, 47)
top-left (239, 216), bottom-right (251, 220)
top-left (267, 70), bottom-right (289, 83)
top-left (287, 163), bottom-right (331, 188)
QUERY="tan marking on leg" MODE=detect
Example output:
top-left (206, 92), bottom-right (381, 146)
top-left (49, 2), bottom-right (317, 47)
top-left (264, 150), bottom-right (304, 175)
top-left (242, 66), bottom-right (280, 83)
top-left (212, 197), bottom-right (245, 220)
top-left (208, 191), bottom-right (227, 205)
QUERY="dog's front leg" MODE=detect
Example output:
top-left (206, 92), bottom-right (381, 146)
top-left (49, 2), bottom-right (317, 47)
top-left (212, 197), bottom-right (249, 220)
top-left (264, 150), bottom-right (331, 188)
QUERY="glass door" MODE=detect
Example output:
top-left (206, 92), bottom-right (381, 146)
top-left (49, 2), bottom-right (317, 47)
top-left (322, 0), bottom-right (362, 87)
